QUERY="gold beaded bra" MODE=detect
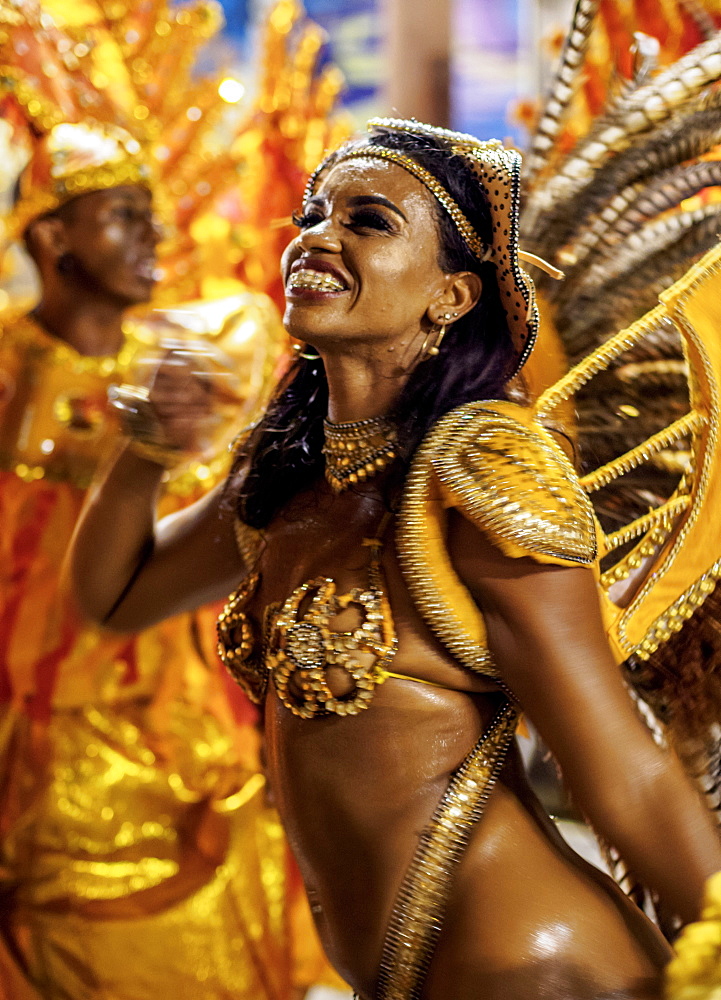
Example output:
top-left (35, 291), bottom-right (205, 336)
top-left (217, 514), bottom-right (439, 719)
top-left (216, 401), bottom-right (598, 718)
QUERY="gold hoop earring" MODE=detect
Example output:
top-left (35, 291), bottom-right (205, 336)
top-left (292, 342), bottom-right (321, 360)
top-left (422, 323), bottom-right (445, 359)
top-left (420, 312), bottom-right (456, 360)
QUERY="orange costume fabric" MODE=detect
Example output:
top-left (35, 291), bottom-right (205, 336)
top-left (0, 313), bottom-right (333, 999)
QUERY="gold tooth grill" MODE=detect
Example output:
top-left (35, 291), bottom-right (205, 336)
top-left (288, 269), bottom-right (346, 291)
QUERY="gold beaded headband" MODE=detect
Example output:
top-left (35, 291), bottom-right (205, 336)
top-left (305, 142), bottom-right (491, 262)
top-left (304, 117), bottom-right (560, 374)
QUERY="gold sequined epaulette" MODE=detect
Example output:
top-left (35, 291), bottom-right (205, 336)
top-left (397, 401), bottom-right (598, 683)
top-left (431, 401), bottom-right (597, 565)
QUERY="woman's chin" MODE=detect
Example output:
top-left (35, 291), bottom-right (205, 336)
top-left (283, 315), bottom-right (342, 347)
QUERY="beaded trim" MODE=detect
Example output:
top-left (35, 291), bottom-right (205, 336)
top-left (397, 401), bottom-right (597, 685)
top-left (323, 415), bottom-right (398, 493)
top-left (370, 116), bottom-right (495, 152)
top-left (216, 572), bottom-right (268, 705)
top-left (375, 700), bottom-right (518, 1000)
top-left (431, 405), bottom-right (597, 565)
top-left (8, 157), bottom-right (151, 242)
top-left (233, 518), bottom-right (263, 570)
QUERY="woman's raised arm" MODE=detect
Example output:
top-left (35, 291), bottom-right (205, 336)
top-left (449, 511), bottom-right (721, 925)
top-left (70, 357), bottom-right (247, 631)
top-left (70, 447), bottom-right (244, 631)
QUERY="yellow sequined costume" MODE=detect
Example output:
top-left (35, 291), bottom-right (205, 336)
top-left (0, 308), bottom-right (341, 1000)
top-left (217, 84), bottom-right (721, 993)
top-left (0, 0), bottom-right (351, 994)
top-left (221, 240), bottom-right (721, 1000)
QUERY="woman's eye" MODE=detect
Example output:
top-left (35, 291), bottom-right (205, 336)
top-left (290, 208), bottom-right (394, 232)
top-left (291, 210), bottom-right (324, 229)
top-left (346, 210), bottom-right (394, 232)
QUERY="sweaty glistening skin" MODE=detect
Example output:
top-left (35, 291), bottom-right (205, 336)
top-left (69, 152), bottom-right (721, 1000)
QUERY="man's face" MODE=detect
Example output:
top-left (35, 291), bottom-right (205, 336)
top-left (55, 185), bottom-right (160, 306)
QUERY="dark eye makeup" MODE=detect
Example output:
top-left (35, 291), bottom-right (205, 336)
top-left (345, 208), bottom-right (395, 232)
top-left (291, 209), bottom-right (324, 229)
top-left (291, 207), bottom-right (396, 233)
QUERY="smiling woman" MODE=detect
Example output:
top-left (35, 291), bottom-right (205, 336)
top-left (69, 118), bottom-right (721, 1000)
top-left (238, 128), bottom-right (515, 529)
top-left (285, 160), bottom-right (475, 349)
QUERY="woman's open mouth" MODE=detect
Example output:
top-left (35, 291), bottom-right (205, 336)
top-left (286, 259), bottom-right (349, 297)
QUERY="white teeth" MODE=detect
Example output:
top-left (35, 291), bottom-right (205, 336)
top-left (288, 268), bottom-right (345, 292)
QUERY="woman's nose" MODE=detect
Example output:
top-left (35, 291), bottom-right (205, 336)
top-left (298, 219), bottom-right (342, 253)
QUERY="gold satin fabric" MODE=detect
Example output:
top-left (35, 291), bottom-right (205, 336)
top-left (0, 704), bottom-right (299, 1000)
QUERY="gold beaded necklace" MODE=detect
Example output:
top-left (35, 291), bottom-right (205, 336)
top-left (323, 415), bottom-right (398, 493)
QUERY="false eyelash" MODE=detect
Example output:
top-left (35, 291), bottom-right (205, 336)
top-left (344, 209), bottom-right (395, 232)
top-left (291, 210), bottom-right (322, 229)
top-left (290, 208), bottom-right (395, 232)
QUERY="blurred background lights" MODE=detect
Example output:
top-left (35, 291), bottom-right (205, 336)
top-left (218, 77), bottom-right (245, 103)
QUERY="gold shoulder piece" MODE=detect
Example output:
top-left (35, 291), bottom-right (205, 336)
top-left (432, 401), bottom-right (598, 565)
top-left (397, 401), bottom-right (597, 684)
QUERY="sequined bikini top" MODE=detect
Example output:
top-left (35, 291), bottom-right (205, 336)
top-left (217, 516), bottom-right (418, 718)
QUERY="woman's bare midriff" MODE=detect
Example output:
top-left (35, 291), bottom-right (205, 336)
top-left (253, 483), bottom-right (671, 999)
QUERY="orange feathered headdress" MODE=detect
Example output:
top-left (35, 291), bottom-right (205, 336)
top-left (0, 0), bottom-right (347, 306)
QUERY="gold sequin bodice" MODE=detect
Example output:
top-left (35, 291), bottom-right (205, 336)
top-left (218, 400), bottom-right (604, 716)
top-left (218, 528), bottom-right (399, 718)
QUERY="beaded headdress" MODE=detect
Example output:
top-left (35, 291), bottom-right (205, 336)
top-left (304, 117), bottom-right (550, 373)
top-left (8, 122), bottom-right (151, 241)
top-left (0, 0), bottom-right (220, 285)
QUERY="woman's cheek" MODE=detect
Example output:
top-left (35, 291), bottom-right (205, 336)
top-left (280, 240), bottom-right (299, 279)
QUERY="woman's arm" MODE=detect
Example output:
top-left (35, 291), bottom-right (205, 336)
top-left (70, 356), bottom-right (247, 631)
top-left (449, 510), bottom-right (721, 924)
top-left (71, 447), bottom-right (244, 631)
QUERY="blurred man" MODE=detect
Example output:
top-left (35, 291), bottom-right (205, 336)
top-left (0, 121), bottom-right (327, 1000)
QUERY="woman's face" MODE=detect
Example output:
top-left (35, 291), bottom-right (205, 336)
top-left (281, 157), bottom-right (452, 352)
